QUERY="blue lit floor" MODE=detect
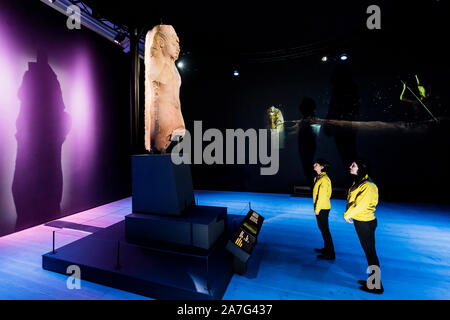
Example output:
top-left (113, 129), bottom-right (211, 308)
top-left (0, 190), bottom-right (449, 299)
top-left (201, 191), bottom-right (450, 300)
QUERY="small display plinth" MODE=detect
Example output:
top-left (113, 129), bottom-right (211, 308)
top-left (125, 205), bottom-right (227, 251)
top-left (132, 154), bottom-right (194, 216)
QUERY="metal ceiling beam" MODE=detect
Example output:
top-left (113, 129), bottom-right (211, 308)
top-left (39, 0), bottom-right (149, 55)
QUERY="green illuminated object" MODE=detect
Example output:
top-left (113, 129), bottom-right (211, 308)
top-left (400, 75), bottom-right (436, 121)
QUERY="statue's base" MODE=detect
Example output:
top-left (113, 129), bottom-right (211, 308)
top-left (42, 221), bottom-right (233, 299)
top-left (132, 154), bottom-right (194, 216)
top-left (125, 205), bottom-right (226, 251)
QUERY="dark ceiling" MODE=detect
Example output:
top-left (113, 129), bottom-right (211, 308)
top-left (82, 0), bottom-right (445, 62)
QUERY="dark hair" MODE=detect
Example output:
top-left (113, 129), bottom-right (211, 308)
top-left (354, 158), bottom-right (370, 178)
top-left (316, 158), bottom-right (330, 172)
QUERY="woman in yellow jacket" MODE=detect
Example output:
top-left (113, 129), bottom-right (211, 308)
top-left (312, 158), bottom-right (335, 260)
top-left (344, 159), bottom-right (383, 294)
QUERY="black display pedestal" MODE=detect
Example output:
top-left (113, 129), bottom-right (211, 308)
top-left (233, 256), bottom-right (248, 275)
top-left (125, 205), bottom-right (226, 250)
top-left (132, 154), bottom-right (194, 216)
top-left (42, 154), bottom-right (234, 299)
top-left (226, 240), bottom-right (251, 275)
top-left (42, 221), bottom-right (233, 299)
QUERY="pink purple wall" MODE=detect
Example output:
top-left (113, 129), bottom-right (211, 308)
top-left (0, 1), bottom-right (131, 235)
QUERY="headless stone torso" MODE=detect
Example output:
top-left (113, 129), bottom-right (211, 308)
top-left (148, 63), bottom-right (182, 151)
top-left (145, 25), bottom-right (185, 152)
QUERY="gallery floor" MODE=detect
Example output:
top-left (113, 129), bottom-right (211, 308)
top-left (0, 190), bottom-right (449, 300)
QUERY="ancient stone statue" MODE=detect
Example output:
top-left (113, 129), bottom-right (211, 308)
top-left (144, 24), bottom-right (186, 152)
top-left (266, 106), bottom-right (285, 148)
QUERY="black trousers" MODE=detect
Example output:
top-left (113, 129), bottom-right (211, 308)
top-left (315, 209), bottom-right (335, 255)
top-left (354, 219), bottom-right (380, 268)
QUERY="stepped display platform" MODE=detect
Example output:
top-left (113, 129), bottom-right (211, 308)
top-left (125, 205), bottom-right (226, 250)
top-left (42, 220), bottom-right (234, 300)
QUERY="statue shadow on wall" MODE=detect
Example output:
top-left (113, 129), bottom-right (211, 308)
top-left (12, 50), bottom-right (71, 231)
top-left (324, 64), bottom-right (360, 184)
top-left (297, 97), bottom-right (317, 188)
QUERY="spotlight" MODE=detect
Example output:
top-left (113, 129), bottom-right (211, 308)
top-left (47, 0), bottom-right (56, 3)
top-left (233, 70), bottom-right (239, 77)
top-left (177, 61), bottom-right (184, 69)
top-left (113, 33), bottom-right (126, 45)
top-left (340, 54), bottom-right (348, 61)
top-left (321, 56), bottom-right (328, 62)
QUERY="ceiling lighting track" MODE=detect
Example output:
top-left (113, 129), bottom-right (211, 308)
top-left (40, 0), bottom-right (148, 55)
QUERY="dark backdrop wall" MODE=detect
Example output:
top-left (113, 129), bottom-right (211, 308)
top-left (0, 1), bottom-right (131, 236)
top-left (175, 2), bottom-right (450, 202)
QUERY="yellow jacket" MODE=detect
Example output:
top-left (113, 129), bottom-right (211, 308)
top-left (312, 172), bottom-right (332, 213)
top-left (344, 175), bottom-right (378, 221)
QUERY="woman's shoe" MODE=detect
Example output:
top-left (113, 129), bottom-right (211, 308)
top-left (359, 283), bottom-right (384, 294)
top-left (317, 253), bottom-right (335, 260)
top-left (314, 248), bottom-right (326, 253)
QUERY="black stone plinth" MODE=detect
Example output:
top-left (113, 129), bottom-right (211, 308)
top-left (132, 154), bottom-right (194, 216)
top-left (42, 221), bottom-right (233, 300)
top-left (125, 205), bottom-right (227, 251)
